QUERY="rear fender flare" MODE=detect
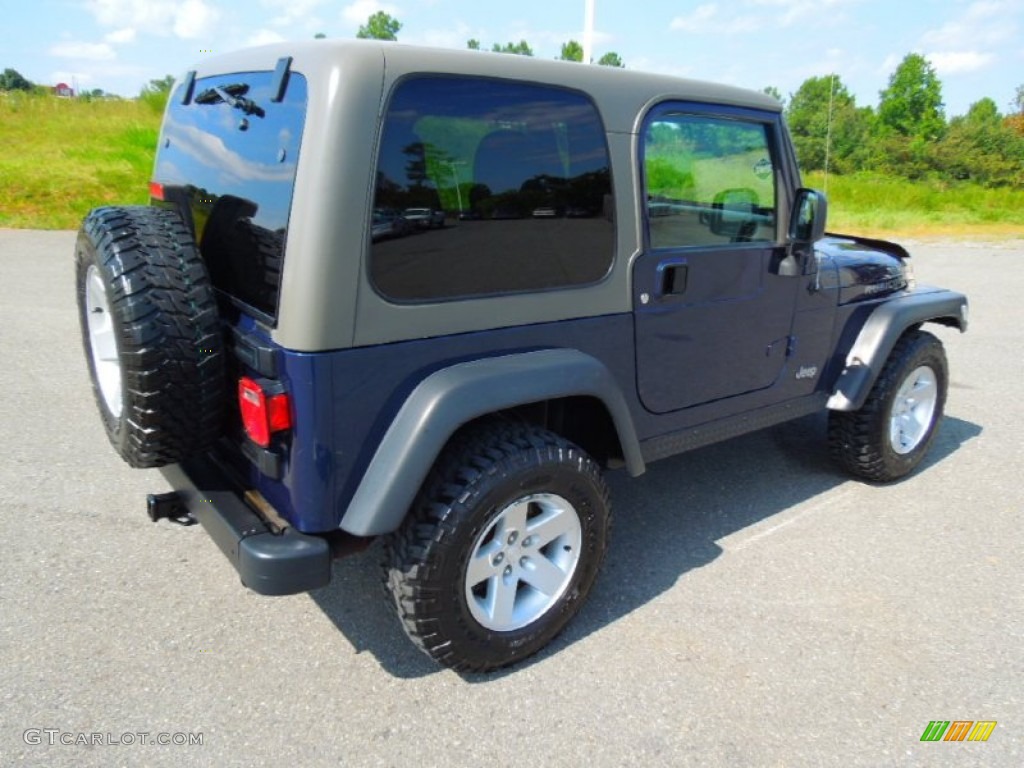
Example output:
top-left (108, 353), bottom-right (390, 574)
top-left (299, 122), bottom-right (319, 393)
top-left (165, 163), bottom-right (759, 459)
top-left (339, 349), bottom-right (643, 536)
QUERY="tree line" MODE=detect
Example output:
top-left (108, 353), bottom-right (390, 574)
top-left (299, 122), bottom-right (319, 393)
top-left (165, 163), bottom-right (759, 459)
top-left (8, 10), bottom-right (1020, 188)
top-left (778, 53), bottom-right (1024, 187)
top-left (351, 11), bottom-right (624, 66)
top-left (350, 14), bottom-right (1022, 187)
top-left (0, 67), bottom-right (170, 103)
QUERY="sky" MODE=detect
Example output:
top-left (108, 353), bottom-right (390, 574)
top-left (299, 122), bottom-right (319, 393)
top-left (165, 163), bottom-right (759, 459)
top-left (3, 0), bottom-right (1022, 118)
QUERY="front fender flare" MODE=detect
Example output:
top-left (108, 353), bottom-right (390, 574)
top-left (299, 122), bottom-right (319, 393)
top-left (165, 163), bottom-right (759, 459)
top-left (339, 349), bottom-right (644, 536)
top-left (827, 288), bottom-right (968, 412)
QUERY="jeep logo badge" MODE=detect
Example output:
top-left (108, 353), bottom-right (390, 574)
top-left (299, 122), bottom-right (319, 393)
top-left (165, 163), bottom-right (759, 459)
top-left (796, 365), bottom-right (818, 380)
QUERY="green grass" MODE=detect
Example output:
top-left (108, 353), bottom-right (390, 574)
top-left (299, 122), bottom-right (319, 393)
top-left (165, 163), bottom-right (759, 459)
top-left (0, 91), bottom-right (161, 229)
top-left (806, 171), bottom-right (1024, 238)
top-left (1, 92), bottom-right (1022, 237)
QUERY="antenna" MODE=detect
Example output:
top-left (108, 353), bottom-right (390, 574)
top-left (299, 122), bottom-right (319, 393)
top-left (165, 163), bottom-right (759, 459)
top-left (824, 73), bottom-right (835, 194)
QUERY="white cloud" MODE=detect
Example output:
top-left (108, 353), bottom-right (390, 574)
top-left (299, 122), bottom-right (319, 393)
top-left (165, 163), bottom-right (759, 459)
top-left (85, 0), bottom-right (220, 40)
top-left (45, 62), bottom-right (146, 95)
top-left (49, 70), bottom-right (96, 88)
top-left (748, 0), bottom-right (853, 25)
top-left (342, 1), bottom-right (400, 26)
top-left (922, 0), bottom-right (1017, 49)
top-left (928, 50), bottom-right (996, 74)
top-left (670, 4), bottom-right (719, 32)
top-left (247, 29), bottom-right (288, 47)
top-left (405, 22), bottom-right (611, 57)
top-left (49, 41), bottom-right (117, 61)
top-left (917, 2), bottom-right (1015, 78)
top-left (105, 28), bottom-right (136, 44)
top-left (406, 21), bottom-right (475, 51)
top-left (262, 0), bottom-right (327, 27)
top-left (671, 0), bottom-right (853, 34)
top-left (173, 0), bottom-right (220, 39)
top-left (877, 53), bottom-right (902, 76)
top-left (87, 0), bottom-right (173, 30)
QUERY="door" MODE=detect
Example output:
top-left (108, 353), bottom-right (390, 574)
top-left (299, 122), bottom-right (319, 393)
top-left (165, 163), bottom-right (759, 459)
top-left (634, 105), bottom-right (801, 413)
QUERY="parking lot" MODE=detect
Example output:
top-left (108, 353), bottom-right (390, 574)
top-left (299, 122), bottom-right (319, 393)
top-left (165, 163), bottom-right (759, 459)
top-left (1, 228), bottom-right (1021, 766)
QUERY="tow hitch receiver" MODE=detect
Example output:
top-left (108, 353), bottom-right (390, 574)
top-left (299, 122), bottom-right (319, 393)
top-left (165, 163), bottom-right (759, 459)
top-left (146, 492), bottom-right (197, 526)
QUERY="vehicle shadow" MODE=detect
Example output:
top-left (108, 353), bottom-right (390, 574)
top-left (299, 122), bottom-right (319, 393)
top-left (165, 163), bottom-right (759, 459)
top-left (308, 412), bottom-right (981, 680)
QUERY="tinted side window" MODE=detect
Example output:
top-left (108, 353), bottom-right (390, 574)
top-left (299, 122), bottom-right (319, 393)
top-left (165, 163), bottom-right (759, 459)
top-left (644, 115), bottom-right (776, 249)
top-left (370, 76), bottom-right (614, 302)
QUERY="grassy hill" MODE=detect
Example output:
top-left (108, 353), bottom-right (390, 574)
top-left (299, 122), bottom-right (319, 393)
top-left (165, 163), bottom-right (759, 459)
top-left (804, 171), bottom-right (1024, 238)
top-left (0, 92), bottom-right (159, 229)
top-left (1, 92), bottom-right (1022, 237)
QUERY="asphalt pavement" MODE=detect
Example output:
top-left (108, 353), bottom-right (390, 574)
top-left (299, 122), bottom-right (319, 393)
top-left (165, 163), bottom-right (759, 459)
top-left (1, 228), bottom-right (1021, 767)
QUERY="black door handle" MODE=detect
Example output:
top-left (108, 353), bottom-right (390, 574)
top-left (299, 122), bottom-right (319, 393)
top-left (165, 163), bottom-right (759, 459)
top-left (655, 257), bottom-right (688, 298)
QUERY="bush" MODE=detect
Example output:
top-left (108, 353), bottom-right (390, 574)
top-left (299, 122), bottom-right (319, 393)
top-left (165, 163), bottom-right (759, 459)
top-left (139, 75), bottom-right (175, 115)
top-left (0, 67), bottom-right (33, 91)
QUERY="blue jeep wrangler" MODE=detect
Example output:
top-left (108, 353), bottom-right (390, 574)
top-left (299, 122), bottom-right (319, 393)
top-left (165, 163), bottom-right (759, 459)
top-left (75, 41), bottom-right (968, 671)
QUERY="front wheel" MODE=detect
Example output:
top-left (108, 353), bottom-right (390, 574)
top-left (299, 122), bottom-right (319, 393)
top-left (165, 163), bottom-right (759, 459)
top-left (828, 330), bottom-right (948, 482)
top-left (383, 423), bottom-right (611, 672)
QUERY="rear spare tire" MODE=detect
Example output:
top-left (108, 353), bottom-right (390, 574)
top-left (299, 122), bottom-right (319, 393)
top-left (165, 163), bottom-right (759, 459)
top-left (75, 206), bottom-right (225, 468)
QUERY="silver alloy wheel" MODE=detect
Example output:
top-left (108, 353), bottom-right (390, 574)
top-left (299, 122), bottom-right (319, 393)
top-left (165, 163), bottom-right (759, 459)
top-left (889, 365), bottom-right (938, 455)
top-left (85, 264), bottom-right (122, 418)
top-left (464, 493), bottom-right (583, 632)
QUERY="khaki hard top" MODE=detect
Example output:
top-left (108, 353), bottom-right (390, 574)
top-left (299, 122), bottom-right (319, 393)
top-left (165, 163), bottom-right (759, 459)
top-left (182, 40), bottom-right (783, 351)
top-left (186, 39), bottom-right (780, 134)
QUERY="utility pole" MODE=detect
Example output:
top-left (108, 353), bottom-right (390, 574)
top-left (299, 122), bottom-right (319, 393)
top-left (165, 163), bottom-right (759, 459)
top-left (583, 0), bottom-right (595, 65)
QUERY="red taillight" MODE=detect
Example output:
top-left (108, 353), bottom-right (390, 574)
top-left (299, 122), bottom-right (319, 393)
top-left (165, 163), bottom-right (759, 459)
top-left (238, 377), bottom-right (292, 448)
top-left (149, 181), bottom-right (166, 201)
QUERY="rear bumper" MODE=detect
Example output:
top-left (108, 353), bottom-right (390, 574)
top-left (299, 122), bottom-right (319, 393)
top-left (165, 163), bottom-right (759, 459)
top-left (158, 454), bottom-right (331, 596)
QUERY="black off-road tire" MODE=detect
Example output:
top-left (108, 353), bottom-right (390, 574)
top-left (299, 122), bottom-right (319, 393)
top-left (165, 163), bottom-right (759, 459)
top-left (828, 330), bottom-right (948, 482)
top-left (75, 206), bottom-right (225, 468)
top-left (383, 423), bottom-right (611, 672)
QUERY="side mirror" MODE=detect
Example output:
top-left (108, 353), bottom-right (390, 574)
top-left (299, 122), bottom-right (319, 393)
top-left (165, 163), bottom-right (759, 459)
top-left (789, 188), bottom-right (828, 244)
top-left (773, 188), bottom-right (827, 277)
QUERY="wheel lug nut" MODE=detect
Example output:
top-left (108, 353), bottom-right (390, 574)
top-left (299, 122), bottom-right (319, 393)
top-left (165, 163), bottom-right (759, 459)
top-left (520, 556), bottom-right (528, 567)
top-left (493, 552), bottom-right (504, 565)
top-left (504, 565), bottom-right (513, 576)
top-left (507, 532), bottom-right (518, 545)
top-left (522, 536), bottom-right (533, 547)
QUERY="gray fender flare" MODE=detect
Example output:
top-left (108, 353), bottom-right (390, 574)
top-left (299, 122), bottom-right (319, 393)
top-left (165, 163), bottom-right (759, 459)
top-left (339, 349), bottom-right (644, 536)
top-left (827, 288), bottom-right (968, 412)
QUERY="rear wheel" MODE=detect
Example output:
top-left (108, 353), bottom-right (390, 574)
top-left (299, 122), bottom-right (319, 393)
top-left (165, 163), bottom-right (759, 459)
top-left (384, 423), bottom-right (611, 672)
top-left (75, 206), bottom-right (225, 468)
top-left (828, 330), bottom-right (947, 482)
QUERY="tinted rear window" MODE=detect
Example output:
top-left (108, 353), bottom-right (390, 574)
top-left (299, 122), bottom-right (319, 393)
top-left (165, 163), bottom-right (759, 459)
top-left (154, 70), bottom-right (308, 319)
top-left (370, 76), bottom-right (615, 302)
